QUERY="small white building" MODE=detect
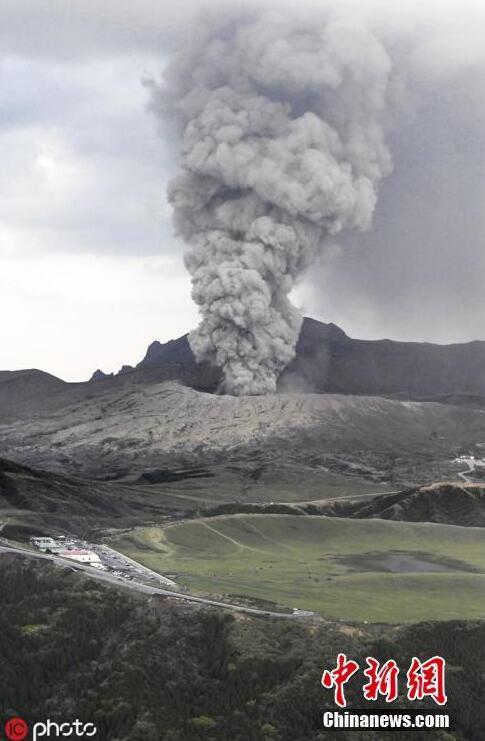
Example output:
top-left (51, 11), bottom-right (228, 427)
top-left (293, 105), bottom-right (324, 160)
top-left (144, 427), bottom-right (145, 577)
top-left (58, 549), bottom-right (104, 568)
top-left (31, 537), bottom-right (62, 553)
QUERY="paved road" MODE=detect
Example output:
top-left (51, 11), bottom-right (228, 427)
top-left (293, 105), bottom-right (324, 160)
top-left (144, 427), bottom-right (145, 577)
top-left (282, 490), bottom-right (398, 507)
top-left (0, 544), bottom-right (298, 620)
top-left (458, 459), bottom-right (475, 483)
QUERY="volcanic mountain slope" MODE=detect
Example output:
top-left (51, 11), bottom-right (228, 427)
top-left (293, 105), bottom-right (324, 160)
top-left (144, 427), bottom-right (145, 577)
top-left (320, 483), bottom-right (485, 527)
top-left (132, 317), bottom-right (485, 399)
top-left (0, 370), bottom-right (68, 413)
top-left (1, 380), bottom-right (485, 484)
top-left (6, 317), bottom-right (485, 413)
top-left (281, 318), bottom-right (485, 398)
top-left (3, 316), bottom-right (485, 487)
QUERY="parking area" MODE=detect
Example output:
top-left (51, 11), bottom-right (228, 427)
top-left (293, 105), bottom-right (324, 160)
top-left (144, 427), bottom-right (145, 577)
top-left (29, 535), bottom-right (177, 588)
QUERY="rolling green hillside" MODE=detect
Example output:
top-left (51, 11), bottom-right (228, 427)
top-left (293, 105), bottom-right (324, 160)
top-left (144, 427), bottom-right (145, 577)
top-left (114, 514), bottom-right (485, 622)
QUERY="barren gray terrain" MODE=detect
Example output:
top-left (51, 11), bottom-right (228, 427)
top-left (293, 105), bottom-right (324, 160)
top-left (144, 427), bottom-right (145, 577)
top-left (2, 377), bottom-right (485, 488)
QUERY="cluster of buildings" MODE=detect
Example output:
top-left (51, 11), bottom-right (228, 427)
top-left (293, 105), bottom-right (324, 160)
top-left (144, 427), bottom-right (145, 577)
top-left (29, 535), bottom-right (176, 587)
top-left (30, 536), bottom-right (105, 569)
top-left (453, 454), bottom-right (485, 468)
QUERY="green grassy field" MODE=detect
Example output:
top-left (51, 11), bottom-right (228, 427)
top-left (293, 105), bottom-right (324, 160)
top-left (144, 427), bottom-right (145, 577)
top-left (113, 514), bottom-right (485, 623)
top-left (133, 464), bottom-right (387, 507)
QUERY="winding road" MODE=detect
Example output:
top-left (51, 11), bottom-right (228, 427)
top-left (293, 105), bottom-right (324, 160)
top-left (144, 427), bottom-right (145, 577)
top-left (457, 458), bottom-right (475, 483)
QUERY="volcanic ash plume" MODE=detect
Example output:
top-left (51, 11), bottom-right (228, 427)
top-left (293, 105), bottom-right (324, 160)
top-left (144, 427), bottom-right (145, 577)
top-left (151, 9), bottom-right (393, 395)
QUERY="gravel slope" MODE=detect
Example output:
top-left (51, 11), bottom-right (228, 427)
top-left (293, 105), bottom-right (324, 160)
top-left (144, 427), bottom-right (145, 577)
top-left (1, 381), bottom-right (485, 480)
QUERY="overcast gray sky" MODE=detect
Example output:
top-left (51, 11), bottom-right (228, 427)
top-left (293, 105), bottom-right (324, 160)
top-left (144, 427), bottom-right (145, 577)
top-left (1, 0), bottom-right (485, 380)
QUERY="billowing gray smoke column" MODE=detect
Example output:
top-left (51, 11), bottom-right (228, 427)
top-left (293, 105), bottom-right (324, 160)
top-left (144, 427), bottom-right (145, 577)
top-left (151, 8), bottom-right (393, 395)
